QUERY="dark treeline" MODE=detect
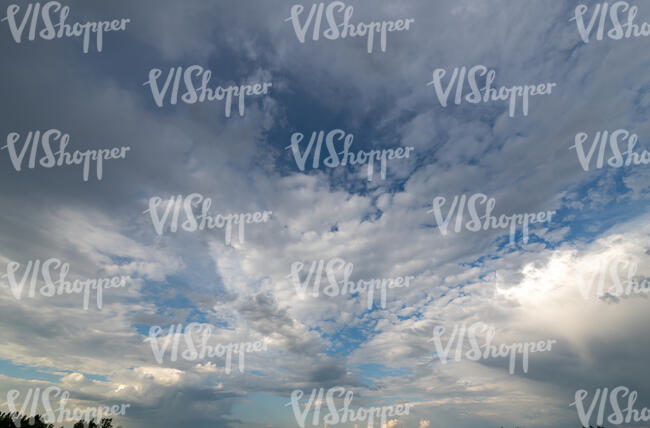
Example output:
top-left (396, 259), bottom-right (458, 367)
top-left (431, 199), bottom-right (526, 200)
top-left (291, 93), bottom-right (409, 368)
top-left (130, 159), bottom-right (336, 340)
top-left (0, 412), bottom-right (116, 428)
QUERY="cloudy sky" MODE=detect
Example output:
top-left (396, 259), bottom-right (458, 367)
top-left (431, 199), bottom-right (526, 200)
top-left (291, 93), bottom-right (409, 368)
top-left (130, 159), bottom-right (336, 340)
top-left (1, 0), bottom-right (650, 427)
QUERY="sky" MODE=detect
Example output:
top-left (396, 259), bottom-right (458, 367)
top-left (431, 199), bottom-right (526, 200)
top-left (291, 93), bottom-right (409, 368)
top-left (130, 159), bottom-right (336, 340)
top-left (1, 1), bottom-right (650, 427)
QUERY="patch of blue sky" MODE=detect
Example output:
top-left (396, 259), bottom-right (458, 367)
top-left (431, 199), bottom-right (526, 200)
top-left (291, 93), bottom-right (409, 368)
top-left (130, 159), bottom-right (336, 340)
top-left (320, 322), bottom-right (373, 357)
top-left (0, 359), bottom-right (62, 383)
top-left (354, 363), bottom-right (412, 385)
top-left (231, 393), bottom-right (294, 427)
top-left (0, 360), bottom-right (107, 384)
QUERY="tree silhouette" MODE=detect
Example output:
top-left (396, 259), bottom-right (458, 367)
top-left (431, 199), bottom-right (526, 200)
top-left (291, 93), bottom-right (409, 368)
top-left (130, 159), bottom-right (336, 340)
top-left (0, 412), bottom-right (115, 428)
